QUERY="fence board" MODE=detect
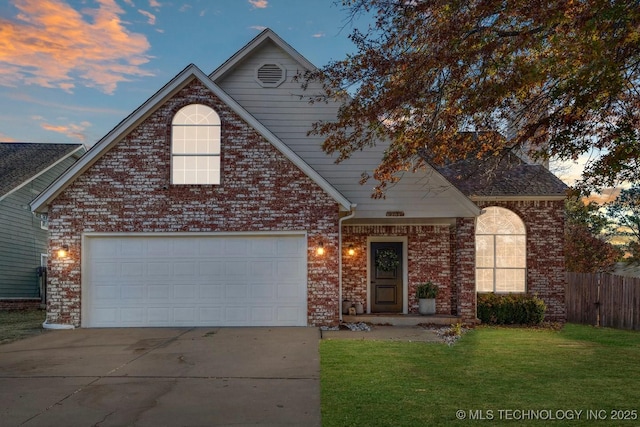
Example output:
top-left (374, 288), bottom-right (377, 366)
top-left (566, 272), bottom-right (640, 331)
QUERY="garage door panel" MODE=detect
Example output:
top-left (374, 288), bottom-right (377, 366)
top-left (199, 307), bottom-right (222, 322)
top-left (225, 283), bottom-right (248, 299)
top-left (149, 284), bottom-right (172, 300)
top-left (174, 284), bottom-right (198, 299)
top-left (199, 261), bottom-right (223, 276)
top-left (199, 284), bottom-right (223, 299)
top-left (121, 308), bottom-right (144, 323)
top-left (121, 286), bottom-right (145, 300)
top-left (225, 239), bottom-right (249, 256)
top-left (277, 307), bottom-right (301, 322)
top-left (94, 285), bottom-right (120, 300)
top-left (84, 234), bottom-right (307, 327)
top-left (277, 283), bottom-right (299, 298)
top-left (251, 284), bottom-right (273, 299)
top-left (225, 261), bottom-right (248, 277)
top-left (174, 262), bottom-right (198, 276)
top-left (250, 261), bottom-right (274, 278)
top-left (121, 240), bottom-right (144, 256)
top-left (148, 262), bottom-right (173, 277)
top-left (225, 306), bottom-right (249, 323)
top-left (251, 238), bottom-right (275, 256)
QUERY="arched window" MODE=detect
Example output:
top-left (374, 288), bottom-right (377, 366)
top-left (171, 104), bottom-right (221, 185)
top-left (476, 207), bottom-right (526, 292)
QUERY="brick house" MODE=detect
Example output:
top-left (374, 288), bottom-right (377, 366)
top-left (31, 29), bottom-right (567, 328)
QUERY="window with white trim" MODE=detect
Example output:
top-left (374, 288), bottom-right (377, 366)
top-left (476, 207), bottom-right (526, 292)
top-left (171, 104), bottom-right (221, 185)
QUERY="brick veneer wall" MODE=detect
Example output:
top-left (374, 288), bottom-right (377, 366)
top-left (46, 79), bottom-right (340, 327)
top-left (451, 218), bottom-right (477, 322)
top-left (342, 224), bottom-right (454, 315)
top-left (0, 299), bottom-right (42, 310)
top-left (476, 200), bottom-right (566, 322)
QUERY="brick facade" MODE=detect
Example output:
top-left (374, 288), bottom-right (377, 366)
top-left (341, 199), bottom-right (565, 324)
top-left (0, 299), bottom-right (42, 311)
top-left (476, 200), bottom-right (566, 322)
top-left (46, 79), bottom-right (340, 327)
top-left (43, 77), bottom-right (566, 327)
top-left (342, 223), bottom-right (477, 321)
top-left (452, 218), bottom-right (477, 322)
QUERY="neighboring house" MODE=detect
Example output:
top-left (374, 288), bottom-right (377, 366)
top-left (31, 29), bottom-right (568, 328)
top-left (0, 143), bottom-right (85, 309)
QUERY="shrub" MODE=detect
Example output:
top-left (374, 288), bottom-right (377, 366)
top-left (416, 281), bottom-right (439, 299)
top-left (477, 293), bottom-right (547, 325)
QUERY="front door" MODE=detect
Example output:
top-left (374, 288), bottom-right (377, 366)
top-left (370, 242), bottom-right (403, 313)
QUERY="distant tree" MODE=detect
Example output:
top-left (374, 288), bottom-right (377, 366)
top-left (565, 196), bottom-right (621, 272)
top-left (305, 0), bottom-right (640, 198)
top-left (565, 196), bottom-right (611, 236)
top-left (605, 185), bottom-right (640, 261)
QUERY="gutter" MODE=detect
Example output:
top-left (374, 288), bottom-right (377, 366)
top-left (338, 205), bottom-right (357, 323)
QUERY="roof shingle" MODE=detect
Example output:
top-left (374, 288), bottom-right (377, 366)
top-left (436, 151), bottom-right (569, 198)
top-left (0, 143), bottom-right (83, 197)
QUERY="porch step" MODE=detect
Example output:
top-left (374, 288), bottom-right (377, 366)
top-left (343, 314), bottom-right (461, 326)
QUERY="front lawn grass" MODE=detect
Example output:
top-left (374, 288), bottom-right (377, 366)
top-left (320, 324), bottom-right (640, 426)
top-left (0, 309), bottom-right (46, 345)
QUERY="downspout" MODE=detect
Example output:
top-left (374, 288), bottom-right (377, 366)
top-left (338, 205), bottom-right (357, 323)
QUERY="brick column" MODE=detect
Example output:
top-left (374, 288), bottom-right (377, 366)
top-left (453, 218), bottom-right (477, 323)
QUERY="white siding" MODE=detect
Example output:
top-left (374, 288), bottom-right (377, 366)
top-left (215, 39), bottom-right (479, 219)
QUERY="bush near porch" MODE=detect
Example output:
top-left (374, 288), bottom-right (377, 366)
top-left (477, 293), bottom-right (547, 325)
top-left (320, 324), bottom-right (640, 426)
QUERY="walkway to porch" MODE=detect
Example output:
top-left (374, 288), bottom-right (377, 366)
top-left (342, 314), bottom-right (461, 326)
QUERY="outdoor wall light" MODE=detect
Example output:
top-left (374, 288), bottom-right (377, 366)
top-left (348, 245), bottom-right (355, 256)
top-left (57, 245), bottom-right (69, 258)
top-left (316, 242), bottom-right (325, 256)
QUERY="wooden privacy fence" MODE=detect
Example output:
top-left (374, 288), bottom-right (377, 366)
top-left (566, 272), bottom-right (640, 330)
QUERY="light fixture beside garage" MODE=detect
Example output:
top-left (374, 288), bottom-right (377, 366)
top-left (316, 242), bottom-right (325, 256)
top-left (57, 245), bottom-right (69, 258)
top-left (348, 245), bottom-right (355, 256)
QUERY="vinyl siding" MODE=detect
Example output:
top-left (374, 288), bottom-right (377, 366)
top-left (215, 41), bottom-right (479, 218)
top-left (0, 160), bottom-right (74, 297)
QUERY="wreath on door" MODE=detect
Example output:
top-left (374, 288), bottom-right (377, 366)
top-left (375, 248), bottom-right (400, 272)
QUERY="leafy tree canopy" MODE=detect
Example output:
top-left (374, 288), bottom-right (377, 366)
top-left (564, 196), bottom-right (621, 272)
top-left (306, 0), bottom-right (640, 197)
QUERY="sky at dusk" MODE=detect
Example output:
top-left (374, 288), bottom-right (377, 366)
top-left (0, 0), bottom-right (588, 184)
top-left (0, 0), bottom-right (367, 145)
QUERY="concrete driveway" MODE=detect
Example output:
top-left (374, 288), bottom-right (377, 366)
top-left (0, 327), bottom-right (320, 426)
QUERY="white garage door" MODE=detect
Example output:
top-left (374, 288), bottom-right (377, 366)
top-left (83, 234), bottom-right (307, 327)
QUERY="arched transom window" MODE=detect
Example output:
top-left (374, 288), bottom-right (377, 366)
top-left (171, 104), bottom-right (221, 185)
top-left (476, 207), bottom-right (526, 293)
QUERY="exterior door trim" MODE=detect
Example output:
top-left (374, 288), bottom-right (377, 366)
top-left (366, 236), bottom-right (408, 314)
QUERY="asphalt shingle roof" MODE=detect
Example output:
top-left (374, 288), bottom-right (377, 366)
top-left (436, 151), bottom-right (569, 198)
top-left (0, 143), bottom-right (83, 197)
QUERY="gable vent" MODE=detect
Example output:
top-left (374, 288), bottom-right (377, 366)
top-left (255, 63), bottom-right (286, 87)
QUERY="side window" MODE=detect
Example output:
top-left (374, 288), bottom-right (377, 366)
top-left (171, 104), bottom-right (221, 185)
top-left (476, 207), bottom-right (526, 293)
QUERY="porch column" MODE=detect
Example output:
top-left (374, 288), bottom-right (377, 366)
top-left (453, 217), bottom-right (477, 323)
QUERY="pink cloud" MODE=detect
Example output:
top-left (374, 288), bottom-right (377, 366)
top-left (0, 132), bottom-right (18, 142)
top-left (0, 0), bottom-right (153, 94)
top-left (40, 120), bottom-right (92, 142)
top-left (249, 0), bottom-right (268, 9)
top-left (149, 0), bottom-right (161, 8)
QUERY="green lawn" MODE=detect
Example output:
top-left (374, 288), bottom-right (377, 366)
top-left (0, 309), bottom-right (46, 345)
top-left (320, 324), bottom-right (640, 426)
